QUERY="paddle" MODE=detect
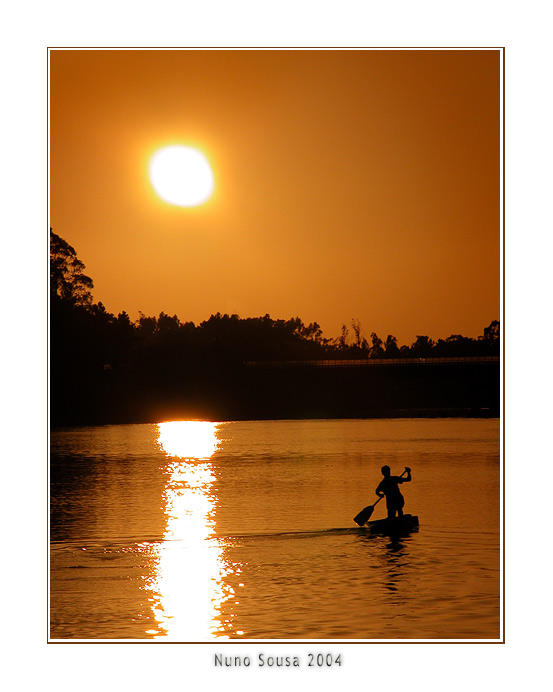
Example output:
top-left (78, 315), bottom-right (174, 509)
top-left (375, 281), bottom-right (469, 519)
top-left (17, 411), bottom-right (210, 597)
top-left (353, 468), bottom-right (408, 526)
top-left (353, 496), bottom-right (383, 526)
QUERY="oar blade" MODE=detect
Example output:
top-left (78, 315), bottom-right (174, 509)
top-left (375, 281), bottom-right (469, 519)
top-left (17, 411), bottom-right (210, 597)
top-left (353, 504), bottom-right (375, 526)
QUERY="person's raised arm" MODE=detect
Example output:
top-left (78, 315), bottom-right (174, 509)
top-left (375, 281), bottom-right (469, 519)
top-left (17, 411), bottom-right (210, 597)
top-left (402, 467), bottom-right (412, 482)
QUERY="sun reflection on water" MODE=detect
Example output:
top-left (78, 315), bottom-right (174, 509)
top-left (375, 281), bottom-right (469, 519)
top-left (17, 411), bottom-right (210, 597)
top-left (145, 421), bottom-right (237, 639)
top-left (157, 420), bottom-right (220, 460)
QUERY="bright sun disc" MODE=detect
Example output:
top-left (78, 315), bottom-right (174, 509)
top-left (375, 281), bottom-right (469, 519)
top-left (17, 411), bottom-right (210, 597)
top-left (149, 145), bottom-right (214, 207)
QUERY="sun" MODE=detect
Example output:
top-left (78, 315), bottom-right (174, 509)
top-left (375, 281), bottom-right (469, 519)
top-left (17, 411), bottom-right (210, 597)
top-left (149, 145), bottom-right (215, 207)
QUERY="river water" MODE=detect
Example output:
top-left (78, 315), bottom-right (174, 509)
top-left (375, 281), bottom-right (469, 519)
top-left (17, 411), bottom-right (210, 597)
top-left (50, 418), bottom-right (500, 641)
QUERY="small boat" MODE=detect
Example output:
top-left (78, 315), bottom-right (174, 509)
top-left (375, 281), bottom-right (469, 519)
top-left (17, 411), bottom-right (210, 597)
top-left (365, 514), bottom-right (419, 535)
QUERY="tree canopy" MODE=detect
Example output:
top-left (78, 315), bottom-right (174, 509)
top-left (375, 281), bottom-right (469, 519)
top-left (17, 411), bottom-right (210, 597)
top-left (50, 230), bottom-right (500, 425)
top-left (50, 229), bottom-right (94, 307)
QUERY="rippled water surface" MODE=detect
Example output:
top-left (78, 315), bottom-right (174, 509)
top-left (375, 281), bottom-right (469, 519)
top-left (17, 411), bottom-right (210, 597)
top-left (50, 418), bottom-right (500, 640)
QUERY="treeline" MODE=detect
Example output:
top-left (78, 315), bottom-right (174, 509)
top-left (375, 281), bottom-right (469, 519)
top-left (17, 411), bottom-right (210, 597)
top-left (50, 230), bottom-right (500, 425)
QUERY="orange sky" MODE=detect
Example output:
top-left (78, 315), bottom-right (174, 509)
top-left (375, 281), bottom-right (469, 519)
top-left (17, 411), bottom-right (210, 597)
top-left (50, 49), bottom-right (500, 345)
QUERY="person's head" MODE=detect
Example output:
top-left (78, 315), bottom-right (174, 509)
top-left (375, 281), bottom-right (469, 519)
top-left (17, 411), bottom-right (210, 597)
top-left (381, 465), bottom-right (391, 477)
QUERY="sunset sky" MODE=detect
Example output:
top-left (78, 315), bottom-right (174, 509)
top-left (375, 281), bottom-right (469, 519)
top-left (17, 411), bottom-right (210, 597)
top-left (49, 49), bottom-right (500, 345)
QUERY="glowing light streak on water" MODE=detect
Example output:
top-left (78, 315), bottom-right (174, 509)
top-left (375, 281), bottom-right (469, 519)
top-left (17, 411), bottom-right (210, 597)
top-left (146, 421), bottom-right (236, 639)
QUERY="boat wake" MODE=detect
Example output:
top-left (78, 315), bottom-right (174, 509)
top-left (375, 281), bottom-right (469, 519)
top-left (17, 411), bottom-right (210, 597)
top-left (51, 524), bottom-right (418, 551)
top-left (219, 527), bottom-right (369, 542)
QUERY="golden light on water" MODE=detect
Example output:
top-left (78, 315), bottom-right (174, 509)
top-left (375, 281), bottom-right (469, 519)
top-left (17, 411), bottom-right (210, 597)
top-left (157, 420), bottom-right (220, 459)
top-left (145, 421), bottom-right (237, 639)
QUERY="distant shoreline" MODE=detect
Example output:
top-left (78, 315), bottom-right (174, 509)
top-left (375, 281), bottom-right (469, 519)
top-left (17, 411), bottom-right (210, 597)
top-left (51, 411), bottom-right (499, 432)
top-left (51, 359), bottom-right (500, 428)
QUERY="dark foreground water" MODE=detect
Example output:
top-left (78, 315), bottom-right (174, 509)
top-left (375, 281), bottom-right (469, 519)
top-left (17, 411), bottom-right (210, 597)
top-left (50, 418), bottom-right (500, 640)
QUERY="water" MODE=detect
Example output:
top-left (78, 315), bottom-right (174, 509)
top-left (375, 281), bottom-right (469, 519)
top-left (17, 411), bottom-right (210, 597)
top-left (50, 418), bottom-right (500, 640)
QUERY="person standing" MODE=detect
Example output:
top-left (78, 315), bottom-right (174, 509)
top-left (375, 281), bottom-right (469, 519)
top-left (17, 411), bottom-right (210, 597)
top-left (376, 465), bottom-right (412, 519)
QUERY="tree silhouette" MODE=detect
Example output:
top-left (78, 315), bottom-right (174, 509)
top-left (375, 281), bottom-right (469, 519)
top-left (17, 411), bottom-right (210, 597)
top-left (50, 229), bottom-right (500, 425)
top-left (50, 229), bottom-right (94, 307)
top-left (384, 334), bottom-right (400, 358)
top-left (410, 335), bottom-right (435, 357)
top-left (369, 332), bottom-right (384, 358)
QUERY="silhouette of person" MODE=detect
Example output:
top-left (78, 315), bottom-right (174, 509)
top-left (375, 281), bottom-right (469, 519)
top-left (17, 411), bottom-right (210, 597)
top-left (376, 466), bottom-right (412, 519)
